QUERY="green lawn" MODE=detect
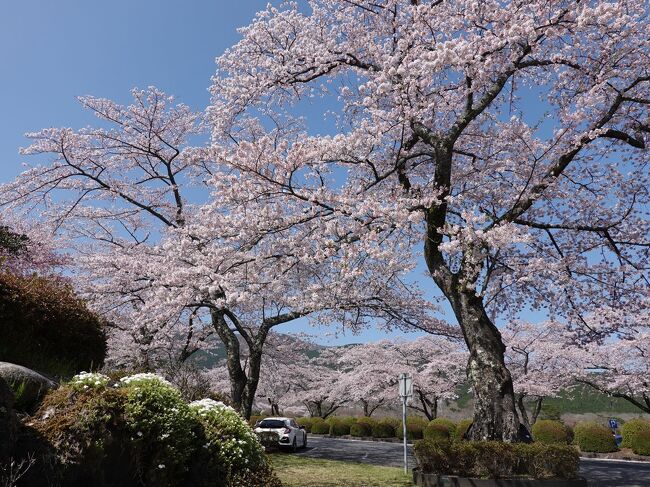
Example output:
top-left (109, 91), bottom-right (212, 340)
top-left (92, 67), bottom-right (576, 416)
top-left (268, 454), bottom-right (414, 487)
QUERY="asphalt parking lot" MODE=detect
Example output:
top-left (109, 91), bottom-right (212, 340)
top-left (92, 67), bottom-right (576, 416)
top-left (295, 436), bottom-right (650, 487)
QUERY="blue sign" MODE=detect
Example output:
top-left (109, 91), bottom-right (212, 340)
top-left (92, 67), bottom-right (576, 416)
top-left (609, 419), bottom-right (618, 429)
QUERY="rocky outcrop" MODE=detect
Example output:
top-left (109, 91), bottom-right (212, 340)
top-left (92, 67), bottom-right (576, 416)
top-left (0, 362), bottom-right (57, 412)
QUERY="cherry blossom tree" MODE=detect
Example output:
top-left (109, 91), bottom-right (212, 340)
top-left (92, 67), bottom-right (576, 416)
top-left (578, 320), bottom-right (650, 414)
top-left (504, 321), bottom-right (584, 431)
top-left (209, 0), bottom-right (650, 439)
top-left (333, 342), bottom-right (400, 416)
top-left (0, 87), bottom-right (443, 419)
top-left (0, 215), bottom-right (64, 276)
top-left (396, 336), bottom-right (467, 420)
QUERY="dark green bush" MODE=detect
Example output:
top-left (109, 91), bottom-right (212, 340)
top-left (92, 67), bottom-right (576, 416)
top-left (455, 419), bottom-right (472, 440)
top-left (414, 438), bottom-right (580, 479)
top-left (328, 418), bottom-right (352, 436)
top-left (350, 422), bottom-right (372, 437)
top-left (423, 423), bottom-right (451, 442)
top-left (632, 429), bottom-right (650, 456)
top-left (532, 420), bottom-right (569, 444)
top-left (574, 422), bottom-right (618, 453)
top-left (0, 272), bottom-right (106, 378)
top-left (621, 418), bottom-right (650, 449)
top-left (396, 417), bottom-right (427, 440)
top-left (296, 417), bottom-right (313, 432)
top-left (372, 419), bottom-right (396, 438)
top-left (310, 419), bottom-right (329, 434)
top-left (424, 418), bottom-right (456, 442)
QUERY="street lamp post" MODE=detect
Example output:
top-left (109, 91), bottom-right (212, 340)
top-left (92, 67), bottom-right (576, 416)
top-left (398, 372), bottom-right (413, 475)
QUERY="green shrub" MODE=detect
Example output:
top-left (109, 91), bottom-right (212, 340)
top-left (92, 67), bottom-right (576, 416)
top-left (455, 419), bottom-right (472, 440)
top-left (350, 422), bottom-right (372, 437)
top-left (0, 272), bottom-right (107, 378)
top-left (396, 417), bottom-right (427, 440)
top-left (414, 439), bottom-right (580, 479)
top-left (296, 417), bottom-right (313, 432)
top-left (429, 418), bottom-right (457, 435)
top-left (515, 443), bottom-right (581, 479)
top-left (424, 418), bottom-right (457, 442)
top-left (355, 417), bottom-right (377, 428)
top-left (621, 418), bottom-right (650, 449)
top-left (423, 423), bottom-right (451, 442)
top-left (631, 429), bottom-right (650, 456)
top-left (190, 399), bottom-right (265, 476)
top-left (26, 373), bottom-right (271, 487)
top-left (574, 422), bottom-right (618, 453)
top-left (372, 419), bottom-right (396, 438)
top-left (328, 418), bottom-right (352, 436)
top-left (311, 419), bottom-right (329, 434)
top-left (121, 376), bottom-right (204, 484)
top-left (532, 420), bottom-right (569, 444)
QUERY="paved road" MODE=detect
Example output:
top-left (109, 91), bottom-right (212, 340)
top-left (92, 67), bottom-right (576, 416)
top-left (295, 436), bottom-right (650, 486)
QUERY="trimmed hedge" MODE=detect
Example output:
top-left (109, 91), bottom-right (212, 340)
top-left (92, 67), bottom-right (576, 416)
top-left (414, 439), bottom-right (580, 479)
top-left (532, 420), bottom-right (570, 445)
top-left (423, 423), bottom-right (451, 442)
top-left (0, 272), bottom-right (107, 378)
top-left (574, 421), bottom-right (618, 453)
top-left (350, 422), bottom-right (372, 437)
top-left (355, 416), bottom-right (377, 429)
top-left (311, 418), bottom-right (329, 435)
top-left (328, 417), bottom-right (353, 436)
top-left (632, 429), bottom-right (650, 456)
top-left (372, 419), bottom-right (396, 438)
top-left (296, 417), bottom-right (313, 433)
top-left (621, 418), bottom-right (650, 449)
top-left (455, 419), bottom-right (472, 440)
top-left (396, 417), bottom-right (428, 441)
top-left (424, 418), bottom-right (457, 442)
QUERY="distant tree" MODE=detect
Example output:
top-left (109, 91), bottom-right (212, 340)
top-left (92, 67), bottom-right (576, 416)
top-left (578, 325), bottom-right (650, 414)
top-left (504, 321), bottom-right (584, 431)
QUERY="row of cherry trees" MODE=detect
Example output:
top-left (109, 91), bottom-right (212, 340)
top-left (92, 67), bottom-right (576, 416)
top-left (206, 323), bottom-right (650, 422)
top-left (1, 0), bottom-right (648, 440)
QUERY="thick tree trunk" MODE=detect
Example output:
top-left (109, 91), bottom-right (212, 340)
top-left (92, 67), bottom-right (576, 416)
top-left (422, 146), bottom-right (520, 442)
top-left (210, 308), bottom-right (264, 419)
top-left (450, 291), bottom-right (520, 441)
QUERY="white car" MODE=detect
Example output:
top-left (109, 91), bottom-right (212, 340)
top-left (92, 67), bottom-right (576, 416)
top-left (254, 417), bottom-right (307, 451)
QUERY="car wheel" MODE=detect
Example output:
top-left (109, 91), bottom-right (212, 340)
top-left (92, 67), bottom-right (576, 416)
top-left (291, 437), bottom-right (297, 453)
top-left (302, 433), bottom-right (307, 449)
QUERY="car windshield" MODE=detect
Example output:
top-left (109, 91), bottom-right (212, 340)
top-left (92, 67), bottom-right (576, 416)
top-left (258, 419), bottom-right (286, 429)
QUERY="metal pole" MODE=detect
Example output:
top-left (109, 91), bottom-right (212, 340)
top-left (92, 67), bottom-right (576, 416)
top-left (402, 394), bottom-right (408, 474)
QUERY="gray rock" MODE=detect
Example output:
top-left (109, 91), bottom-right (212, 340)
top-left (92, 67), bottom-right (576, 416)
top-left (0, 362), bottom-right (57, 412)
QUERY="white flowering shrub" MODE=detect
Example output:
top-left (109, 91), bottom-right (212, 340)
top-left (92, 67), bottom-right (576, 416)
top-left (69, 371), bottom-right (110, 391)
top-left (119, 372), bottom-right (173, 388)
top-left (190, 398), bottom-right (265, 475)
top-left (121, 377), bottom-right (199, 485)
